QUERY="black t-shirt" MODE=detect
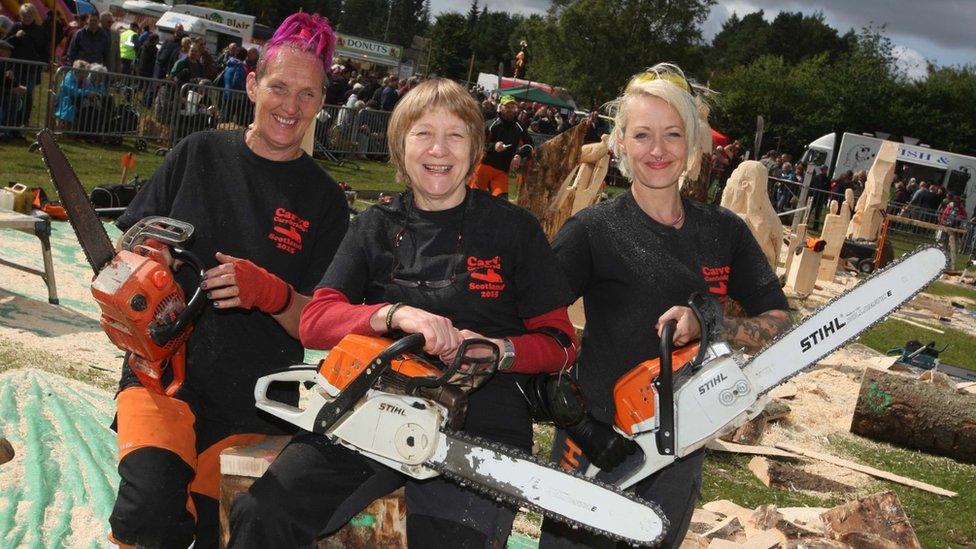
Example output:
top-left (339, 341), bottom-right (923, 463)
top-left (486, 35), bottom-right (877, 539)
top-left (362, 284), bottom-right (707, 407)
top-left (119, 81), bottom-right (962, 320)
top-left (117, 129), bottom-right (349, 433)
top-left (553, 192), bottom-right (788, 422)
top-left (319, 189), bottom-right (572, 450)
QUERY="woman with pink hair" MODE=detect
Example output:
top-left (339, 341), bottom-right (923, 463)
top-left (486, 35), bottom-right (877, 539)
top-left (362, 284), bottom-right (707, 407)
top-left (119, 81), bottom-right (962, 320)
top-left (107, 13), bottom-right (350, 549)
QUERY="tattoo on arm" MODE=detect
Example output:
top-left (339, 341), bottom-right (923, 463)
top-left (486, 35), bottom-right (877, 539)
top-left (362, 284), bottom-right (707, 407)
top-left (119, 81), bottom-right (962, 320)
top-left (722, 310), bottom-right (792, 354)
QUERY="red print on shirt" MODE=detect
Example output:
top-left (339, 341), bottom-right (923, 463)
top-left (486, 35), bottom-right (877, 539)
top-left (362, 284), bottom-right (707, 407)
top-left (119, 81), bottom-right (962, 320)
top-left (268, 208), bottom-right (309, 254)
top-left (702, 264), bottom-right (730, 301)
top-left (468, 255), bottom-right (505, 298)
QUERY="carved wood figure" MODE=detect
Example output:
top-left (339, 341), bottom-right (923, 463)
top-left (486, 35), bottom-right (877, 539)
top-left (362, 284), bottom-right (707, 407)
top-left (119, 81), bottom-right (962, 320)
top-left (848, 141), bottom-right (897, 240)
top-left (817, 200), bottom-right (847, 282)
top-left (516, 122), bottom-right (587, 237)
top-left (840, 188), bottom-right (855, 227)
top-left (720, 161), bottom-right (783, 268)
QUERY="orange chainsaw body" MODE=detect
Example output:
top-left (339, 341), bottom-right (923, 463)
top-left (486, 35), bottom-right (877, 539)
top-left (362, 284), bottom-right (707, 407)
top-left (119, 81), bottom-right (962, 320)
top-left (613, 344), bottom-right (700, 436)
top-left (317, 334), bottom-right (444, 391)
top-left (91, 249), bottom-right (191, 395)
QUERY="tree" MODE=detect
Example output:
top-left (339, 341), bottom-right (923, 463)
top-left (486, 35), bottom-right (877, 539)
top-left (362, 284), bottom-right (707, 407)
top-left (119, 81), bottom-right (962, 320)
top-left (470, 11), bottom-right (524, 76)
top-left (426, 12), bottom-right (471, 80)
top-left (518, 0), bottom-right (715, 108)
top-left (197, 0), bottom-right (343, 28)
top-left (338, 0), bottom-right (388, 39)
top-left (386, 0), bottom-right (428, 46)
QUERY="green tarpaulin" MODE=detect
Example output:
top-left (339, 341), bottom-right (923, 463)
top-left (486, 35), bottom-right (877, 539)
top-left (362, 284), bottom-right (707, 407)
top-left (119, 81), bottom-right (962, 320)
top-left (500, 86), bottom-right (574, 110)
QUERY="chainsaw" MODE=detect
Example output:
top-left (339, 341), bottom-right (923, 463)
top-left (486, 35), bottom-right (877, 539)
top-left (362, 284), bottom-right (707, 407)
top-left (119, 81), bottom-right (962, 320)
top-left (584, 245), bottom-right (947, 489)
top-left (36, 129), bottom-right (208, 395)
top-left (255, 245), bottom-right (945, 544)
top-left (254, 333), bottom-right (669, 546)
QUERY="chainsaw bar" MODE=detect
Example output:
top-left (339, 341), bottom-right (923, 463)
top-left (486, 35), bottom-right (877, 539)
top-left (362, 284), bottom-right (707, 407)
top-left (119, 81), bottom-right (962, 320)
top-left (36, 129), bottom-right (116, 273)
top-left (742, 245), bottom-right (947, 397)
top-left (427, 429), bottom-right (668, 546)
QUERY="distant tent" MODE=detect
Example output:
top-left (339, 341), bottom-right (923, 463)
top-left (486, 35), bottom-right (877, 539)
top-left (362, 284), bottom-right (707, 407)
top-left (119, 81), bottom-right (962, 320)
top-left (501, 86), bottom-right (575, 110)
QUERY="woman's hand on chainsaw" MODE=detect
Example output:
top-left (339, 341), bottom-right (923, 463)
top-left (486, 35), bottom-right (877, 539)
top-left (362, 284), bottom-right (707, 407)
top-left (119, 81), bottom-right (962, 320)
top-left (202, 252), bottom-right (293, 314)
top-left (656, 306), bottom-right (701, 347)
top-left (384, 305), bottom-right (463, 356)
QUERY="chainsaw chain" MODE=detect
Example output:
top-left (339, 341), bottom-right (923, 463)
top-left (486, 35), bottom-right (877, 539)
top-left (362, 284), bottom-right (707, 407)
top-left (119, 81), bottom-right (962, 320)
top-left (426, 429), bottom-right (669, 547)
top-left (746, 244), bottom-right (947, 398)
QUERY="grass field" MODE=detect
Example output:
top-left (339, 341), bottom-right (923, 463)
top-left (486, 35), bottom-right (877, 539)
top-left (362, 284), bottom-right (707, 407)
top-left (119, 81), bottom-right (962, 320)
top-left (0, 138), bottom-right (402, 197)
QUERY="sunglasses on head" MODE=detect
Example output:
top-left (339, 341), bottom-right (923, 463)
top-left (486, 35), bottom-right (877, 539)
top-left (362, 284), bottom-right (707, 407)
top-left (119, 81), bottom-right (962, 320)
top-left (625, 69), bottom-right (695, 96)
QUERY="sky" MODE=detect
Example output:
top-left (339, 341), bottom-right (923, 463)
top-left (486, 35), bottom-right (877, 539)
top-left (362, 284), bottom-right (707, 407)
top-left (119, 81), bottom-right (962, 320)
top-left (429, 0), bottom-right (976, 79)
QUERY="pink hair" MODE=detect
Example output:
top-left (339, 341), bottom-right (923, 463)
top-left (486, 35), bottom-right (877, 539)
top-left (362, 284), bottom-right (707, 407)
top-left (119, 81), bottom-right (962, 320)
top-left (262, 12), bottom-right (336, 76)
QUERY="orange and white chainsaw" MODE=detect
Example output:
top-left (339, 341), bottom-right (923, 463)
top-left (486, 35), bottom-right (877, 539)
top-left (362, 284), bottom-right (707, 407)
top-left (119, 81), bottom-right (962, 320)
top-left (254, 333), bottom-right (669, 546)
top-left (587, 245), bottom-right (946, 488)
top-left (37, 129), bottom-right (208, 395)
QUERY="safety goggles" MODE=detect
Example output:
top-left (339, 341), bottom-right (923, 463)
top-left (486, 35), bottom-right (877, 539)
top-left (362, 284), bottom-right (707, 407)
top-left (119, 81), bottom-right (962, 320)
top-left (625, 69), bottom-right (695, 96)
top-left (390, 225), bottom-right (464, 289)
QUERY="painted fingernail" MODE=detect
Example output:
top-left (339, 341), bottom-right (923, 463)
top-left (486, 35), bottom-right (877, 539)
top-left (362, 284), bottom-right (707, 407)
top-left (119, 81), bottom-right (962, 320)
top-left (207, 292), bottom-right (214, 299)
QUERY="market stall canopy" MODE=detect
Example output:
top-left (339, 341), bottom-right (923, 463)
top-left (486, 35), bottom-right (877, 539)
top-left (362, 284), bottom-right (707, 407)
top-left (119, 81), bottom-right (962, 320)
top-left (712, 129), bottom-right (729, 148)
top-left (502, 86), bottom-right (574, 110)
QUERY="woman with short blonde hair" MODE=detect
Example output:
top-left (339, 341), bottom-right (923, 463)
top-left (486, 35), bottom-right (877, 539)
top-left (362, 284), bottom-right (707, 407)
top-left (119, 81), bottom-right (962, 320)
top-left (547, 62), bottom-right (791, 548)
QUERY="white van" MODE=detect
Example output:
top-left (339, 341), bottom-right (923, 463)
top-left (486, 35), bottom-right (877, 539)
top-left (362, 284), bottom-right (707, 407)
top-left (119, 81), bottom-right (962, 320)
top-left (802, 132), bottom-right (976, 211)
top-left (155, 11), bottom-right (245, 57)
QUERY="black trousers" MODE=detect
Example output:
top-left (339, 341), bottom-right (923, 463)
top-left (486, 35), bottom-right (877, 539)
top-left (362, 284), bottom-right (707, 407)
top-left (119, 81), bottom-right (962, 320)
top-left (539, 430), bottom-right (705, 548)
top-left (228, 433), bottom-right (518, 548)
top-left (110, 447), bottom-right (221, 549)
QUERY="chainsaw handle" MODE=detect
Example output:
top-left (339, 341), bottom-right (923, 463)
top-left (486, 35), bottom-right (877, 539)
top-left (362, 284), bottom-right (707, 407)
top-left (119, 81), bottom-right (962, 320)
top-left (405, 337), bottom-right (499, 393)
top-left (656, 320), bottom-right (676, 458)
top-left (148, 247), bottom-right (207, 346)
top-left (253, 366), bottom-right (323, 433)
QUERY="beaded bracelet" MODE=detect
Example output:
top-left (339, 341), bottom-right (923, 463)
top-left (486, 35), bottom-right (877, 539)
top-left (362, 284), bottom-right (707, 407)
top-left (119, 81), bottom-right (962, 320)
top-left (385, 302), bottom-right (405, 332)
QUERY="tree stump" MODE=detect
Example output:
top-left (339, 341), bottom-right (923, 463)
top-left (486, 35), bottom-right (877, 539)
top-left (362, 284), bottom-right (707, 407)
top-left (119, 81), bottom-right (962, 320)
top-left (851, 368), bottom-right (976, 464)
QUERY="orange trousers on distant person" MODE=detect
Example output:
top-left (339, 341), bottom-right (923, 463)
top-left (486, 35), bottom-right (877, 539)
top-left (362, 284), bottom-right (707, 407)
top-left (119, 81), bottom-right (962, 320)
top-left (469, 163), bottom-right (509, 196)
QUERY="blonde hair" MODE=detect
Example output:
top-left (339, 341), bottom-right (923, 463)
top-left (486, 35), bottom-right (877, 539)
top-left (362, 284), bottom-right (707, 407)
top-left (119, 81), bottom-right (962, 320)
top-left (606, 62), bottom-right (713, 182)
top-left (387, 78), bottom-right (485, 185)
top-left (19, 3), bottom-right (38, 24)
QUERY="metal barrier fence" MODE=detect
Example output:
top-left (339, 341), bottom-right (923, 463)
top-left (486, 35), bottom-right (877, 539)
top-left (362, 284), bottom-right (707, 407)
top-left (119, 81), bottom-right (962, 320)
top-left (312, 103), bottom-right (392, 160)
top-left (49, 65), bottom-right (180, 150)
top-left (765, 175), bottom-right (976, 255)
top-left (0, 59), bottom-right (50, 137)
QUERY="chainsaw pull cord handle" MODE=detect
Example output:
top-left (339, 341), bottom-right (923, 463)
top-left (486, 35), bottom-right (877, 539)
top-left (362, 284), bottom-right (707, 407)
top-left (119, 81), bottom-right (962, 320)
top-left (148, 247), bottom-right (208, 346)
top-left (404, 338), bottom-right (500, 394)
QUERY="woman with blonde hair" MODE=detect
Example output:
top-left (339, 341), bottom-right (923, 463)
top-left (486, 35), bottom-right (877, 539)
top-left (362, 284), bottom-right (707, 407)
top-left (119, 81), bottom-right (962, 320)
top-left (230, 76), bottom-right (578, 547)
top-left (545, 63), bottom-right (791, 547)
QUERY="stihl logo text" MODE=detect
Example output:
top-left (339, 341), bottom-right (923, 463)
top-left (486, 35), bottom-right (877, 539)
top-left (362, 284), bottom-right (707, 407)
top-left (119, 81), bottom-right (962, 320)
top-left (698, 373), bottom-right (728, 395)
top-left (379, 403), bottom-right (406, 416)
top-left (800, 317), bottom-right (847, 352)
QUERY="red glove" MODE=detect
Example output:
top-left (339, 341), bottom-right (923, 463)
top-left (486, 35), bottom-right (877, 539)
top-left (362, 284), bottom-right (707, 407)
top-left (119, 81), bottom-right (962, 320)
top-left (214, 252), bottom-right (292, 314)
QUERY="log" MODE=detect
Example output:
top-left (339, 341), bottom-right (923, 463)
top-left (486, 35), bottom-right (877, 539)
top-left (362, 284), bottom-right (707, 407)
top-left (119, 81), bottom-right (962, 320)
top-left (747, 457), bottom-right (854, 493)
top-left (820, 491), bottom-right (921, 549)
top-left (219, 436), bottom-right (407, 548)
top-left (850, 367), bottom-right (976, 466)
top-left (775, 442), bottom-right (957, 497)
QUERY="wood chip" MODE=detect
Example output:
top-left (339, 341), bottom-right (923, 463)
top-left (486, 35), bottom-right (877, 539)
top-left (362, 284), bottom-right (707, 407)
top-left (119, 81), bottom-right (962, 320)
top-left (820, 491), bottom-right (921, 549)
top-left (743, 529), bottom-right (785, 549)
top-left (707, 539), bottom-right (746, 549)
top-left (702, 500), bottom-right (755, 523)
top-left (917, 370), bottom-right (955, 390)
top-left (748, 504), bottom-right (782, 530)
top-left (679, 532), bottom-right (710, 549)
top-left (748, 456), bottom-right (854, 493)
top-left (703, 516), bottom-right (744, 541)
top-left (769, 383), bottom-right (798, 399)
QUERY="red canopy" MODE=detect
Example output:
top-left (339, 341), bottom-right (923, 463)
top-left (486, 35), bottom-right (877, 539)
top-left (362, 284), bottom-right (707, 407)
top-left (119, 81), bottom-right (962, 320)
top-left (711, 129), bottom-right (729, 148)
